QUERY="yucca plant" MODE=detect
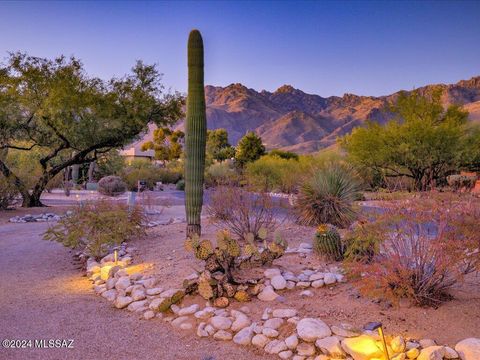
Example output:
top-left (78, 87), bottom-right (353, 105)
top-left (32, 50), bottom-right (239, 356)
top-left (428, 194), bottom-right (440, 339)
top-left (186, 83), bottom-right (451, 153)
top-left (295, 163), bottom-right (361, 228)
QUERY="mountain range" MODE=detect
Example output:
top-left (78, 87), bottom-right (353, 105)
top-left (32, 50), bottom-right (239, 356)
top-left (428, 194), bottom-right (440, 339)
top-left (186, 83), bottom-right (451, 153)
top-left (130, 76), bottom-right (480, 155)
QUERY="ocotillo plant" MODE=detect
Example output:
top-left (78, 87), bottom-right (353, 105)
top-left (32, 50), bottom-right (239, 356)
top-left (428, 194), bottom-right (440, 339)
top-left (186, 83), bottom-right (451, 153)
top-left (185, 29), bottom-right (207, 237)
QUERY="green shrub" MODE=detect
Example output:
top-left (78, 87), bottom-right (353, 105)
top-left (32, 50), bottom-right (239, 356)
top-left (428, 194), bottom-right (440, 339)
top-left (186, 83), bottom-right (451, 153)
top-left (313, 224), bottom-right (344, 261)
top-left (295, 163), bottom-right (362, 228)
top-left (245, 156), bottom-right (299, 193)
top-left (268, 149), bottom-right (299, 160)
top-left (157, 168), bottom-right (182, 184)
top-left (98, 176), bottom-right (127, 196)
top-left (447, 174), bottom-right (477, 191)
top-left (43, 201), bottom-right (145, 260)
top-left (176, 179), bottom-right (185, 191)
top-left (205, 161), bottom-right (238, 187)
top-left (343, 222), bottom-right (380, 263)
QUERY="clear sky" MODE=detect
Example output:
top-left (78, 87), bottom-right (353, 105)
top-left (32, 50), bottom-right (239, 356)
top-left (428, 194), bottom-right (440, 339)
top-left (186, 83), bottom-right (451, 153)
top-left (0, 1), bottom-right (479, 97)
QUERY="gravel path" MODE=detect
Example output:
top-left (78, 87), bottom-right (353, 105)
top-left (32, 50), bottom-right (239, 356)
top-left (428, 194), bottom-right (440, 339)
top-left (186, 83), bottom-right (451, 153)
top-left (0, 222), bottom-right (271, 360)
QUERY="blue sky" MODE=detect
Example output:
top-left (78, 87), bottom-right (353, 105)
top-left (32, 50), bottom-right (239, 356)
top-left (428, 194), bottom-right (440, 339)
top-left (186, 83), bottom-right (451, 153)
top-left (0, 1), bottom-right (479, 97)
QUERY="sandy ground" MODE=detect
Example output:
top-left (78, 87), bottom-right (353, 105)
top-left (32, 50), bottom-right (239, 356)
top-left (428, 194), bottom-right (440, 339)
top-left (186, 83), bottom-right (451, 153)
top-left (136, 219), bottom-right (480, 346)
top-left (1, 194), bottom-right (479, 359)
top-left (0, 217), bottom-right (275, 360)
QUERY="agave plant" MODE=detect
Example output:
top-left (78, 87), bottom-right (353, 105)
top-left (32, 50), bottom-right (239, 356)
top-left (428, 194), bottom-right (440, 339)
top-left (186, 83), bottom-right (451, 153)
top-left (295, 163), bottom-right (361, 228)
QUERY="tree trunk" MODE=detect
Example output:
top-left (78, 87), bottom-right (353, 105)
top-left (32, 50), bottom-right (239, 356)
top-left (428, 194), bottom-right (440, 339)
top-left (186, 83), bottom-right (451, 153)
top-left (21, 193), bottom-right (44, 207)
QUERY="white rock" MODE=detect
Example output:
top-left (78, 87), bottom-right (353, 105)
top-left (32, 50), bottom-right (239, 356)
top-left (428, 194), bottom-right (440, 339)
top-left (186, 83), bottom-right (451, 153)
top-left (297, 342), bottom-right (316, 356)
top-left (331, 325), bottom-right (359, 338)
top-left (297, 318), bottom-right (331, 342)
top-left (264, 317), bottom-right (284, 330)
top-left (213, 330), bottom-right (232, 341)
top-left (178, 304), bottom-right (200, 316)
top-left (146, 287), bottom-right (163, 296)
top-left (279, 350), bottom-right (293, 359)
top-left (127, 299), bottom-right (148, 312)
top-left (180, 322), bottom-right (193, 330)
top-left (258, 286), bottom-right (279, 301)
top-left (300, 290), bottom-right (313, 297)
top-left (106, 278), bottom-right (117, 290)
top-left (262, 307), bottom-right (272, 320)
top-left (315, 336), bottom-right (345, 357)
top-left (444, 346), bottom-right (459, 359)
top-left (286, 281), bottom-right (296, 289)
top-left (101, 289), bottom-right (117, 302)
top-left (455, 338), bottom-right (480, 360)
top-left (252, 334), bottom-right (269, 348)
top-left (309, 273), bottom-right (324, 281)
top-left (231, 313), bottom-right (251, 332)
top-left (391, 336), bottom-right (406, 353)
top-left (205, 324), bottom-right (216, 336)
top-left (271, 275), bottom-right (287, 290)
top-left (272, 309), bottom-right (298, 318)
top-left (197, 322), bottom-right (209, 337)
top-left (144, 310), bottom-right (155, 320)
top-left (115, 276), bottom-right (131, 290)
top-left (420, 339), bottom-right (437, 348)
top-left (264, 268), bottom-right (282, 278)
top-left (171, 316), bottom-right (190, 328)
top-left (94, 284), bottom-right (107, 295)
top-left (262, 328), bottom-right (279, 338)
top-left (131, 288), bottom-right (146, 301)
top-left (311, 280), bottom-right (325, 288)
top-left (296, 281), bottom-right (311, 288)
top-left (170, 304), bottom-right (180, 314)
top-left (417, 346), bottom-right (446, 360)
top-left (285, 334), bottom-right (299, 350)
top-left (265, 339), bottom-right (288, 354)
top-left (233, 325), bottom-right (254, 345)
top-left (114, 295), bottom-right (133, 309)
top-left (210, 316), bottom-right (232, 330)
top-left (323, 273), bottom-right (336, 285)
top-left (341, 335), bottom-right (384, 360)
top-left (335, 274), bottom-right (346, 282)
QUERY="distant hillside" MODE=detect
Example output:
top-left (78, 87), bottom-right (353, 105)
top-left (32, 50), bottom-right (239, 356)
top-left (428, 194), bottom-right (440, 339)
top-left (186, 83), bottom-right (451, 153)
top-left (164, 76), bottom-right (480, 154)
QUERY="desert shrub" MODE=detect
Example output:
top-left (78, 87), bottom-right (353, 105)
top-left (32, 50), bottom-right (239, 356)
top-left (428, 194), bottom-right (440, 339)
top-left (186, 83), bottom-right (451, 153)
top-left (0, 177), bottom-right (19, 209)
top-left (121, 162), bottom-right (159, 191)
top-left (348, 197), bottom-right (480, 307)
top-left (295, 163), bottom-right (362, 228)
top-left (205, 161), bottom-right (239, 187)
top-left (157, 168), bottom-right (182, 184)
top-left (245, 156), bottom-right (299, 193)
top-left (343, 221), bottom-right (381, 263)
top-left (206, 186), bottom-right (282, 240)
top-left (447, 174), bottom-right (477, 191)
top-left (313, 224), bottom-right (344, 261)
top-left (43, 201), bottom-right (145, 260)
top-left (98, 176), bottom-right (127, 196)
top-left (176, 179), bottom-right (185, 191)
top-left (268, 149), bottom-right (299, 160)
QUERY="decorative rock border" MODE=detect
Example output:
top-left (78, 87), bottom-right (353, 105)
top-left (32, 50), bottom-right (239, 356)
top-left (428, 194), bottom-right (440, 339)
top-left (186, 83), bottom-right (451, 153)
top-left (9, 212), bottom-right (63, 223)
top-left (83, 248), bottom-right (479, 360)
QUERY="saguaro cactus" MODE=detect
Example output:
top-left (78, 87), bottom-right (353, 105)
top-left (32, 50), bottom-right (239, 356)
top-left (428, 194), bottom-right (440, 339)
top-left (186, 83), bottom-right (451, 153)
top-left (185, 29), bottom-right (207, 237)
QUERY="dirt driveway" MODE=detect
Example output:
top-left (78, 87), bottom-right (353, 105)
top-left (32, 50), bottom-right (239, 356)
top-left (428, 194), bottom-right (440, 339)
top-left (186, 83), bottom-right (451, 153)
top-left (0, 220), bottom-right (271, 360)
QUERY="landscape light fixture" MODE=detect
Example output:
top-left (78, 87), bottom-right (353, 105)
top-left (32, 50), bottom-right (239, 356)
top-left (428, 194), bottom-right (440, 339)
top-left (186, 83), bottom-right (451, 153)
top-left (114, 248), bottom-right (119, 265)
top-left (364, 321), bottom-right (390, 360)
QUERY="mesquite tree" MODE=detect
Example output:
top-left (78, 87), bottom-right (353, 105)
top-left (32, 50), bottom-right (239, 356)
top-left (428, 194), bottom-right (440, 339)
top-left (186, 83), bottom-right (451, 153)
top-left (0, 53), bottom-right (183, 207)
top-left (184, 30), bottom-right (207, 237)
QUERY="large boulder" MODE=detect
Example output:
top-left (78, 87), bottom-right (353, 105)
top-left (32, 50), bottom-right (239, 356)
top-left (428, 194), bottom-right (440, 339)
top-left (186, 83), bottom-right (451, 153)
top-left (455, 338), bottom-right (480, 360)
top-left (296, 318), bottom-right (331, 342)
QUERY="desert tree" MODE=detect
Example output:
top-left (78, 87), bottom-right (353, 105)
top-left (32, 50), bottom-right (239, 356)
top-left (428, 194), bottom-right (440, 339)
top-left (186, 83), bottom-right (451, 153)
top-left (0, 53), bottom-right (183, 206)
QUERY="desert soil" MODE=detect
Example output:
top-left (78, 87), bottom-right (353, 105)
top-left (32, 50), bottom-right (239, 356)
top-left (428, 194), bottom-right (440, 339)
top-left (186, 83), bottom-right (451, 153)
top-left (1, 203), bottom-right (479, 360)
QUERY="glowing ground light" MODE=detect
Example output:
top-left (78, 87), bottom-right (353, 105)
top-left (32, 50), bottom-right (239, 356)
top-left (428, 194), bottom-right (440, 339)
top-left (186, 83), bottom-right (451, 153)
top-left (364, 322), bottom-right (391, 360)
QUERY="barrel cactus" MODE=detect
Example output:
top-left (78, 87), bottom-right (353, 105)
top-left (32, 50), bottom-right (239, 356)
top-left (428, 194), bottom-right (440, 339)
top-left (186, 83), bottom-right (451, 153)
top-left (185, 29), bottom-right (207, 237)
top-left (313, 224), bottom-right (344, 261)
